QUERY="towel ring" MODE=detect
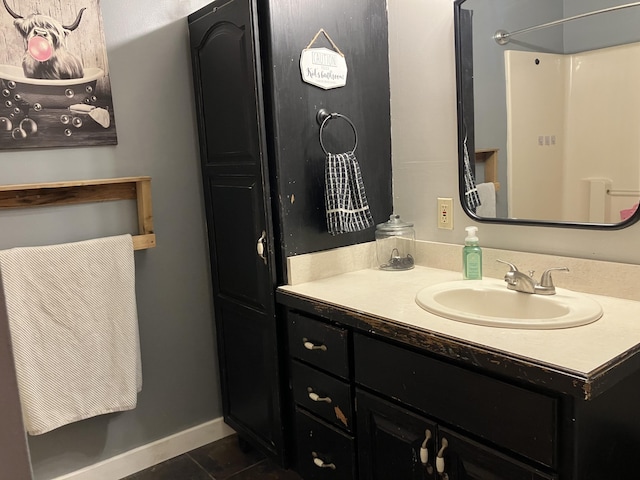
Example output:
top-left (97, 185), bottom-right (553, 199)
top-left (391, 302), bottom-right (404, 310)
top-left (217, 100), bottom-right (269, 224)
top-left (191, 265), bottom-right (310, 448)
top-left (317, 109), bottom-right (358, 155)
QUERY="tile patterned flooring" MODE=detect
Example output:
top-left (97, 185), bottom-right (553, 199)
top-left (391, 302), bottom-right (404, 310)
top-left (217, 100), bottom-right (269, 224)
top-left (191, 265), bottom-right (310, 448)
top-left (121, 434), bottom-right (303, 480)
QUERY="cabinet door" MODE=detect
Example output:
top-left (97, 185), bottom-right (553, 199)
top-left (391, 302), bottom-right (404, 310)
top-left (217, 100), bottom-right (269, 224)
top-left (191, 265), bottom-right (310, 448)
top-left (436, 427), bottom-right (557, 480)
top-left (188, 0), bottom-right (284, 461)
top-left (357, 389), bottom-right (437, 480)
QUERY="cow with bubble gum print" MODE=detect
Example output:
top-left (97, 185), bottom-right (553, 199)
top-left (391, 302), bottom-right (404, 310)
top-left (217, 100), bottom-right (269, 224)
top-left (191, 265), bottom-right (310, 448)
top-left (3, 0), bottom-right (86, 80)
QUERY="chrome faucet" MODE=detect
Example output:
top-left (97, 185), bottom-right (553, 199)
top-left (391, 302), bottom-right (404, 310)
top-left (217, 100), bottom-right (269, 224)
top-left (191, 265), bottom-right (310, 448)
top-left (497, 260), bottom-right (569, 295)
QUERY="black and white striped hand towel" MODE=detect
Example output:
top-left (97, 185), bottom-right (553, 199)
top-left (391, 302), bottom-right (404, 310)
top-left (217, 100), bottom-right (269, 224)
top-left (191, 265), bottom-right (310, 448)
top-left (463, 136), bottom-right (481, 211)
top-left (324, 151), bottom-right (374, 235)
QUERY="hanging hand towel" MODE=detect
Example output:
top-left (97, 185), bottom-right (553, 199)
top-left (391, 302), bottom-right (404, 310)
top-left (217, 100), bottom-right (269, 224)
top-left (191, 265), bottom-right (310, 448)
top-left (475, 182), bottom-right (496, 218)
top-left (0, 234), bottom-right (141, 435)
top-left (324, 151), bottom-right (374, 235)
top-left (462, 135), bottom-right (481, 212)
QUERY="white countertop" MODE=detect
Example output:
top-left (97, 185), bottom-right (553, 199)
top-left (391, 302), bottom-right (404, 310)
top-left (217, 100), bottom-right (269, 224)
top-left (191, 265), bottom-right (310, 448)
top-left (279, 266), bottom-right (640, 376)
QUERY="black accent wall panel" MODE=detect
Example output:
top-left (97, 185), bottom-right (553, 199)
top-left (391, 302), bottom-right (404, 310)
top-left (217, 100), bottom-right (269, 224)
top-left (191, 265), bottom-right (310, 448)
top-left (260, 0), bottom-right (393, 260)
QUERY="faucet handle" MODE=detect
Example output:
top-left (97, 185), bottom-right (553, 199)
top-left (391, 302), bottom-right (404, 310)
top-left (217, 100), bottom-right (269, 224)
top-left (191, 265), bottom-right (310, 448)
top-left (540, 267), bottom-right (570, 287)
top-left (496, 259), bottom-right (519, 271)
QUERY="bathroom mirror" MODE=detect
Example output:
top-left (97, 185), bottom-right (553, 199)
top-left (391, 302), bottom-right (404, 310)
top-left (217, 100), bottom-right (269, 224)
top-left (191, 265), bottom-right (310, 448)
top-left (454, 0), bottom-right (640, 228)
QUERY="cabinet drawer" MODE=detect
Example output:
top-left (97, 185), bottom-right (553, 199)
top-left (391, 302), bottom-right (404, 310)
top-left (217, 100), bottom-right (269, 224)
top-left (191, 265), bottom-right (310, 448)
top-left (294, 407), bottom-right (356, 480)
top-left (288, 312), bottom-right (350, 379)
top-left (354, 333), bottom-right (557, 468)
top-left (291, 360), bottom-right (353, 432)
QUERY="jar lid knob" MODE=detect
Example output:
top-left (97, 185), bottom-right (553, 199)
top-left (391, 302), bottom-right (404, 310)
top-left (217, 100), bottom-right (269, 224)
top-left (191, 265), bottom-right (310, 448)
top-left (376, 214), bottom-right (414, 230)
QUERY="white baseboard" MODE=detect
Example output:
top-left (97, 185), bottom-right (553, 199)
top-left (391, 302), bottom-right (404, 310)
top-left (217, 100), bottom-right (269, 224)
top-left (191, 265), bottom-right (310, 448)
top-left (53, 417), bottom-right (235, 480)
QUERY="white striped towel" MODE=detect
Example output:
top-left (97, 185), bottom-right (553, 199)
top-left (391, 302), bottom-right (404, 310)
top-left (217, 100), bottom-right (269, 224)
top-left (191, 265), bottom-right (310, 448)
top-left (476, 182), bottom-right (496, 218)
top-left (463, 135), bottom-right (481, 211)
top-left (0, 234), bottom-right (141, 435)
top-left (325, 151), bottom-right (374, 235)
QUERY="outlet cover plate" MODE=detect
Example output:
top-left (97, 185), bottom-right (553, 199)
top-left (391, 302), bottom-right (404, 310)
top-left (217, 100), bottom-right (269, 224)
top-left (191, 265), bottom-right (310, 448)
top-left (438, 197), bottom-right (453, 230)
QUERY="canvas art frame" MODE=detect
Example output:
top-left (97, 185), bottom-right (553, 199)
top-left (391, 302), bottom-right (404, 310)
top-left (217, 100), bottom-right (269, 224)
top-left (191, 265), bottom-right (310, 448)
top-left (0, 0), bottom-right (117, 150)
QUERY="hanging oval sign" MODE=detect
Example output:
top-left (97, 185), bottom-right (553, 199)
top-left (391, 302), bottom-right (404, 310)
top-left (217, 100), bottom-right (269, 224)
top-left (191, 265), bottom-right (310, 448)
top-left (300, 47), bottom-right (348, 90)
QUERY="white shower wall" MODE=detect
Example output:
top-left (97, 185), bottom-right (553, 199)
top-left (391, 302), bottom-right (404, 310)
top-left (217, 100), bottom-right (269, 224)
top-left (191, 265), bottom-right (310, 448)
top-left (506, 43), bottom-right (640, 223)
top-left (505, 51), bottom-right (566, 220)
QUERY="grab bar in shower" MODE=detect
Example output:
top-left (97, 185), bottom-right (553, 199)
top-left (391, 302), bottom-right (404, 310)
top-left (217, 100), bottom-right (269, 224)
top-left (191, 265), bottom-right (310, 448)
top-left (607, 188), bottom-right (640, 197)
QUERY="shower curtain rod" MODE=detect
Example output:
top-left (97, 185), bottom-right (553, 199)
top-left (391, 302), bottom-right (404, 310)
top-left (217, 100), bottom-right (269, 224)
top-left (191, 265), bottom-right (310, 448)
top-left (494, 1), bottom-right (640, 45)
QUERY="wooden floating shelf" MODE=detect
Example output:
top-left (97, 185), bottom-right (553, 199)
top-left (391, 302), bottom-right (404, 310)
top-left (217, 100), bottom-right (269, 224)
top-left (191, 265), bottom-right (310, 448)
top-left (0, 176), bottom-right (156, 250)
top-left (475, 148), bottom-right (500, 191)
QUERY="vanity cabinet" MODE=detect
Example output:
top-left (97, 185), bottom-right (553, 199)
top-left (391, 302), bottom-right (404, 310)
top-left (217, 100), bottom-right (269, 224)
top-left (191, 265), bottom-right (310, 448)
top-left (278, 291), bottom-right (640, 480)
top-left (357, 391), bottom-right (554, 480)
top-left (354, 334), bottom-right (557, 470)
top-left (285, 308), bottom-right (556, 478)
top-left (355, 335), bottom-right (557, 480)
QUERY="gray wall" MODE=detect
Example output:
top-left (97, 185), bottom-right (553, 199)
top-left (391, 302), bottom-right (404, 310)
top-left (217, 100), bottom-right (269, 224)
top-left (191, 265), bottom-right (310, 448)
top-left (0, 272), bottom-right (32, 479)
top-left (564, 0), bottom-right (640, 52)
top-left (0, 0), bottom-right (220, 478)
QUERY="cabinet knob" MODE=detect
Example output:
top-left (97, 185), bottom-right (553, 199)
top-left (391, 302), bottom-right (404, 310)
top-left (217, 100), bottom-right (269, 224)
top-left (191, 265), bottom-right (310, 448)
top-left (420, 428), bottom-right (432, 464)
top-left (303, 337), bottom-right (327, 351)
top-left (311, 451), bottom-right (336, 470)
top-left (436, 437), bottom-right (448, 474)
top-left (307, 387), bottom-right (332, 404)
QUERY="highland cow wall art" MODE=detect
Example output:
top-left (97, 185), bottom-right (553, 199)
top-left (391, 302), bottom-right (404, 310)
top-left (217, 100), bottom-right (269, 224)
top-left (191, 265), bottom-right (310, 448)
top-left (0, 0), bottom-right (117, 150)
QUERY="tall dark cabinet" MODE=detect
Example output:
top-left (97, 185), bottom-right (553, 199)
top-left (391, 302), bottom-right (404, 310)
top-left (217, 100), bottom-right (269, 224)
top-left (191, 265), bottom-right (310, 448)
top-left (188, 0), bottom-right (392, 465)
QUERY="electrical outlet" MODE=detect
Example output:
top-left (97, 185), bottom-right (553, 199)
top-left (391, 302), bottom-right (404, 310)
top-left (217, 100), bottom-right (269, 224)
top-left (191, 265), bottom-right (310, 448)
top-left (438, 197), bottom-right (453, 229)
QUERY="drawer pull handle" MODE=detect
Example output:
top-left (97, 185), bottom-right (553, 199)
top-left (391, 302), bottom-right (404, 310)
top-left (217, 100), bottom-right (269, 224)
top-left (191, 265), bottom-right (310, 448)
top-left (303, 337), bottom-right (327, 351)
top-left (420, 429), bottom-right (432, 464)
top-left (312, 451), bottom-right (336, 470)
top-left (307, 387), bottom-right (332, 404)
top-left (436, 437), bottom-right (448, 474)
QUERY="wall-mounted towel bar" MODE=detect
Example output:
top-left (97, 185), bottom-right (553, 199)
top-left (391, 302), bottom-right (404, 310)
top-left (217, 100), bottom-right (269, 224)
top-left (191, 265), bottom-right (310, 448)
top-left (607, 188), bottom-right (640, 197)
top-left (0, 176), bottom-right (156, 250)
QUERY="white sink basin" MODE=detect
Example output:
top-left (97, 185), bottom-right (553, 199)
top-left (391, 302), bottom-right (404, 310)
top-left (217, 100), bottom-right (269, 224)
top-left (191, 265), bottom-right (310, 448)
top-left (415, 279), bottom-right (603, 329)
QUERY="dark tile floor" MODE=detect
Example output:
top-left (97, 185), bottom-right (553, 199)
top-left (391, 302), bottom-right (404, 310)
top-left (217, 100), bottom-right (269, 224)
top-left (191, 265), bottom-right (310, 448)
top-left (121, 434), bottom-right (303, 480)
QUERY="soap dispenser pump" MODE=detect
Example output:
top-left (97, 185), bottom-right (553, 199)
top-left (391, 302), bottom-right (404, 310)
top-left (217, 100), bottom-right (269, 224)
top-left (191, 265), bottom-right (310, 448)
top-left (463, 226), bottom-right (482, 280)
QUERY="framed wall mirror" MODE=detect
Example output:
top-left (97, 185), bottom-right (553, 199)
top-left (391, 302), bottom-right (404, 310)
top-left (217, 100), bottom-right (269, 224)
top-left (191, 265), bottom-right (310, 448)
top-left (454, 0), bottom-right (640, 228)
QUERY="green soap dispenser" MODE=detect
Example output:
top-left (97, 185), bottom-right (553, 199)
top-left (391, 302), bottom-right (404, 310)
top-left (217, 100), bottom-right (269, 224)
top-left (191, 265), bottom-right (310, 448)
top-left (463, 226), bottom-right (482, 280)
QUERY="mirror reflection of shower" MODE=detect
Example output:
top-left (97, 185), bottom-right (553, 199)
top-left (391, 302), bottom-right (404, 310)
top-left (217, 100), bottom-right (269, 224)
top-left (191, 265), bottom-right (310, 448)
top-left (459, 0), bottom-right (640, 226)
top-left (505, 45), bottom-right (640, 223)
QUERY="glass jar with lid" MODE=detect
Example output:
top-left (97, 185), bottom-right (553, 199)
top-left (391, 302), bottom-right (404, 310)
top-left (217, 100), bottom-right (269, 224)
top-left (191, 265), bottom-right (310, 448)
top-left (375, 214), bottom-right (415, 270)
